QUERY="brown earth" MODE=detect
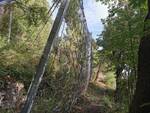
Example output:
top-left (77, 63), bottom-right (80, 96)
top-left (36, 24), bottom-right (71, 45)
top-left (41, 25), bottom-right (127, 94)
top-left (71, 82), bottom-right (114, 113)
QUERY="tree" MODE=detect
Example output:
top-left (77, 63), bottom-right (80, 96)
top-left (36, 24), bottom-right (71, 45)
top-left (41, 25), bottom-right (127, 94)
top-left (96, 2), bottom-right (149, 112)
top-left (129, 0), bottom-right (150, 112)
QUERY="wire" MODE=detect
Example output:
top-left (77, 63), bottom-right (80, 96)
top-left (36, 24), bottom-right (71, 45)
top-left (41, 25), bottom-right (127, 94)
top-left (33, 0), bottom-right (61, 42)
top-left (15, 0), bottom-right (60, 36)
top-left (19, 0), bottom-right (61, 49)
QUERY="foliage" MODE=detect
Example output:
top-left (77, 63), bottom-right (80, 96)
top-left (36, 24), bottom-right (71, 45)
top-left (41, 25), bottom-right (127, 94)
top-left (0, 0), bottom-right (51, 112)
top-left (95, 0), bottom-right (148, 112)
top-left (0, 0), bottom-right (91, 112)
top-left (104, 71), bottom-right (116, 88)
top-left (0, 0), bottom-right (147, 113)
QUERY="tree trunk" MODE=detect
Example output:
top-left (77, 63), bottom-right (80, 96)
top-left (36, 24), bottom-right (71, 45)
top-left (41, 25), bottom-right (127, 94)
top-left (94, 63), bottom-right (101, 82)
top-left (8, 5), bottom-right (12, 43)
top-left (129, 0), bottom-right (150, 112)
top-left (115, 65), bottom-right (123, 103)
top-left (129, 30), bottom-right (150, 113)
top-left (20, 1), bottom-right (70, 113)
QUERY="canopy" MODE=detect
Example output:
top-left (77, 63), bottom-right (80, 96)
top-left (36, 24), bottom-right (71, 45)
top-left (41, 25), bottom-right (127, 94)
top-left (0, 0), bottom-right (15, 5)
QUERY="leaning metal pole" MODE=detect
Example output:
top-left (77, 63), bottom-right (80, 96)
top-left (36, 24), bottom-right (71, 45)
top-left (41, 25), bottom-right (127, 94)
top-left (20, 0), bottom-right (70, 113)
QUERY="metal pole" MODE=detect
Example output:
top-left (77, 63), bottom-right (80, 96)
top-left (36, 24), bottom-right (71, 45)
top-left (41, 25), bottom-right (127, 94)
top-left (20, 0), bottom-right (70, 113)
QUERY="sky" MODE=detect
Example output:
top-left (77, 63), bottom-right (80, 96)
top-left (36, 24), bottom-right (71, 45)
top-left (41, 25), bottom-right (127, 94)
top-left (84, 0), bottom-right (108, 39)
top-left (48, 0), bottom-right (108, 39)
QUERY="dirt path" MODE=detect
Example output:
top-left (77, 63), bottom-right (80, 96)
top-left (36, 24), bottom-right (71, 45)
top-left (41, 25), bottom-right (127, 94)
top-left (72, 82), bottom-right (114, 113)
